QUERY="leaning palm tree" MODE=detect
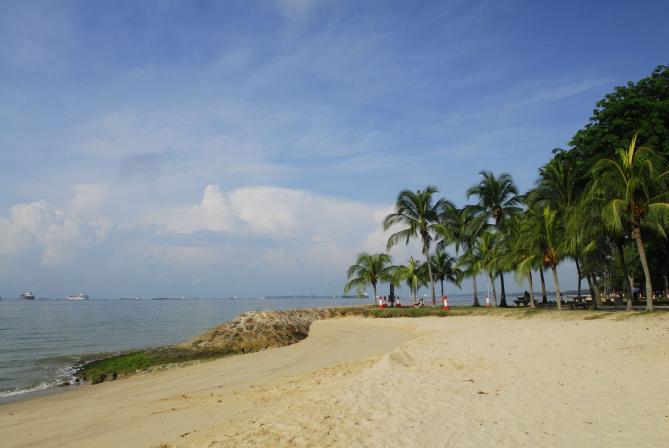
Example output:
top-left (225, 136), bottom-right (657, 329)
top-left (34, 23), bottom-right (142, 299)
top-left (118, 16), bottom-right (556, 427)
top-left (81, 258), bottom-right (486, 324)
top-left (344, 253), bottom-right (395, 303)
top-left (384, 186), bottom-right (451, 305)
top-left (466, 171), bottom-right (522, 306)
top-left (430, 250), bottom-right (461, 298)
top-left (589, 133), bottom-right (669, 310)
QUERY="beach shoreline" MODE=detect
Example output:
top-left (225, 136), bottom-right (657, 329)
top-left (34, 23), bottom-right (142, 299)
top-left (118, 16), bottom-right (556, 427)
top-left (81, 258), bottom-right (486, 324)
top-left (0, 305), bottom-right (449, 405)
top-left (2, 311), bottom-right (669, 447)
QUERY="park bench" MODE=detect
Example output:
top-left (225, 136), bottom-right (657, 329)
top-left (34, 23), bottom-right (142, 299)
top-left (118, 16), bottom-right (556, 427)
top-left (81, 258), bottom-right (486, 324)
top-left (569, 297), bottom-right (590, 310)
top-left (513, 296), bottom-right (531, 307)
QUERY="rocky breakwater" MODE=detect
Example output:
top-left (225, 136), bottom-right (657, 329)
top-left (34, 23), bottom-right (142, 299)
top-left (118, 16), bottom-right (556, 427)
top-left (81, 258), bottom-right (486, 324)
top-left (82, 307), bottom-right (360, 384)
top-left (178, 308), bottom-right (349, 354)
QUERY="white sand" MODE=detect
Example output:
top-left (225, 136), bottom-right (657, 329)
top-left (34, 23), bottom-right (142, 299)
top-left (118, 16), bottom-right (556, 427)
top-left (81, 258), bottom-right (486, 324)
top-left (2, 313), bottom-right (669, 447)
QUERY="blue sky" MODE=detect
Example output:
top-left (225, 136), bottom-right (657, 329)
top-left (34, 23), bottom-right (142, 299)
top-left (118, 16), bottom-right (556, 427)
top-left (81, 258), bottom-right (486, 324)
top-left (0, 0), bottom-right (667, 298)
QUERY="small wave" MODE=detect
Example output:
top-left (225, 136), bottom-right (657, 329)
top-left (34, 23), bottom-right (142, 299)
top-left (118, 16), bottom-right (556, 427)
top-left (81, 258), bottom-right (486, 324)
top-left (0, 381), bottom-right (53, 398)
top-left (0, 361), bottom-right (84, 400)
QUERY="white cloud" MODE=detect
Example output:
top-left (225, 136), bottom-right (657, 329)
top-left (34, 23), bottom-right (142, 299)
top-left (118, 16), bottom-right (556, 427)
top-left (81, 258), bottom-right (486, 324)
top-left (147, 185), bottom-right (384, 242)
top-left (229, 187), bottom-right (304, 237)
top-left (140, 184), bottom-right (434, 291)
top-left (0, 200), bottom-right (110, 266)
top-left (148, 185), bottom-right (234, 234)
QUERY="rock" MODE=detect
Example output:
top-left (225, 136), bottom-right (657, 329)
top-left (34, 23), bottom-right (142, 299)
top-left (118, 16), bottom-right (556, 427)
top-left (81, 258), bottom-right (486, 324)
top-left (177, 308), bottom-right (349, 357)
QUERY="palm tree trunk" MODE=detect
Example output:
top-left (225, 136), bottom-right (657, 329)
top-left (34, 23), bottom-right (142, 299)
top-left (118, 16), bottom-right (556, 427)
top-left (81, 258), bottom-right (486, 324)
top-left (440, 279), bottom-right (444, 298)
top-left (539, 266), bottom-right (548, 304)
top-left (424, 248), bottom-right (436, 306)
top-left (489, 274), bottom-right (498, 306)
top-left (586, 274), bottom-right (596, 309)
top-left (527, 270), bottom-right (535, 308)
top-left (633, 227), bottom-right (654, 311)
top-left (472, 276), bottom-right (480, 307)
top-left (627, 273), bottom-right (635, 311)
top-left (499, 272), bottom-right (508, 307)
top-left (575, 256), bottom-right (582, 298)
top-left (664, 275), bottom-right (669, 300)
top-left (590, 274), bottom-right (603, 308)
top-left (551, 265), bottom-right (562, 310)
top-left (373, 283), bottom-right (378, 305)
top-left (616, 241), bottom-right (633, 308)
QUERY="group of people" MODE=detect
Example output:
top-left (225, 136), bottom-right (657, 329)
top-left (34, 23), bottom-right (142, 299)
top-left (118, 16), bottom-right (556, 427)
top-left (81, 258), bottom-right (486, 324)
top-left (376, 295), bottom-right (403, 307)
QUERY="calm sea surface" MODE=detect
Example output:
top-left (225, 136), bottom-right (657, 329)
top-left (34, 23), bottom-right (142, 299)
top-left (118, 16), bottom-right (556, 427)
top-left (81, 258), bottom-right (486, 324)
top-left (0, 297), bottom-right (352, 399)
top-left (0, 293), bottom-right (480, 400)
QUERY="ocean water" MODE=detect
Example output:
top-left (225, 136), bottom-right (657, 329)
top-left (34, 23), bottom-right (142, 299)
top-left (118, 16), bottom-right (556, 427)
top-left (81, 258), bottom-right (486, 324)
top-left (0, 292), bottom-right (497, 401)
top-left (0, 297), bottom-right (354, 400)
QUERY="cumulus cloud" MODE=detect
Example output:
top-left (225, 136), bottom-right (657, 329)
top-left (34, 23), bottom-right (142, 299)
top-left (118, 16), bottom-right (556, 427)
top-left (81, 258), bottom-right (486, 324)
top-left (147, 185), bottom-right (381, 240)
top-left (0, 199), bottom-right (111, 266)
top-left (148, 185), bottom-right (235, 234)
top-left (142, 185), bottom-right (411, 269)
top-left (139, 184), bottom-right (432, 293)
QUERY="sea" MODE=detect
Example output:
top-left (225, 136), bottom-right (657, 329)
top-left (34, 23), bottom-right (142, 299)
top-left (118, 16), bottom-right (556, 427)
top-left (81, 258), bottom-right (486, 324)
top-left (0, 292), bottom-right (522, 402)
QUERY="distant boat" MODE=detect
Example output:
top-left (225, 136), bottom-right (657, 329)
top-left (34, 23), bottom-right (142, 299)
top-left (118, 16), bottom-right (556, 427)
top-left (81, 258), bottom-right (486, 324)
top-left (20, 291), bottom-right (35, 300)
top-left (120, 296), bottom-right (140, 300)
top-left (66, 293), bottom-right (89, 301)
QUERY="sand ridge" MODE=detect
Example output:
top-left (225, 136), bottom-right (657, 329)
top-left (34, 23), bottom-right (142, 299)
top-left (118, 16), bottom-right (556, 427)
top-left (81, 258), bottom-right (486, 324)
top-left (179, 314), bottom-right (669, 448)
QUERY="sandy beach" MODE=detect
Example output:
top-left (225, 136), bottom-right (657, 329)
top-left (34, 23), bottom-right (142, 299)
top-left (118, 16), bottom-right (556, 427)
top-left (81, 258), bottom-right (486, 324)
top-left (2, 312), bottom-right (669, 447)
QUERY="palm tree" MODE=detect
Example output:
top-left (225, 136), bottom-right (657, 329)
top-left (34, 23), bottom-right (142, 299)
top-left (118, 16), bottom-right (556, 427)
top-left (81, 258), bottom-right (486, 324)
top-left (537, 206), bottom-right (566, 310)
top-left (502, 213), bottom-right (536, 308)
top-left (430, 250), bottom-right (461, 298)
top-left (590, 134), bottom-right (669, 310)
top-left (575, 187), bottom-right (634, 307)
top-left (578, 233), bottom-right (610, 309)
top-left (344, 253), bottom-right (395, 303)
top-left (466, 171), bottom-right (522, 307)
top-left (530, 157), bottom-right (587, 297)
top-left (538, 265), bottom-right (548, 305)
top-left (395, 257), bottom-right (425, 304)
top-left (475, 230), bottom-right (500, 306)
top-left (384, 186), bottom-right (451, 305)
top-left (531, 156), bottom-right (579, 212)
top-left (456, 243), bottom-right (483, 306)
top-left (436, 206), bottom-right (485, 306)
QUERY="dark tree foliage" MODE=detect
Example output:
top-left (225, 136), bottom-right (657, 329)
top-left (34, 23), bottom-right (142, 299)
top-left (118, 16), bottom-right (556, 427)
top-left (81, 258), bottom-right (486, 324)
top-left (569, 64), bottom-right (669, 168)
top-left (561, 64), bottom-right (669, 303)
